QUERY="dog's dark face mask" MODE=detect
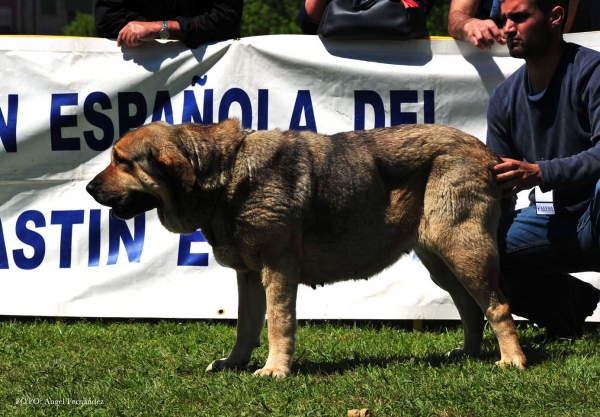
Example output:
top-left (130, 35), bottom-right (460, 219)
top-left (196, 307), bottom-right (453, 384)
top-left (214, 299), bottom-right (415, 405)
top-left (86, 122), bottom-right (208, 234)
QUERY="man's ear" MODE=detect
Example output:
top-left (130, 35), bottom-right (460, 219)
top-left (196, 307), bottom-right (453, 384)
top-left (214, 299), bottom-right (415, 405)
top-left (549, 5), bottom-right (566, 32)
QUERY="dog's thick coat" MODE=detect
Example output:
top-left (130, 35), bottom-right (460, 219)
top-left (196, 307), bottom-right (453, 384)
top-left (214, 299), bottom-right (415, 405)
top-left (87, 119), bottom-right (526, 376)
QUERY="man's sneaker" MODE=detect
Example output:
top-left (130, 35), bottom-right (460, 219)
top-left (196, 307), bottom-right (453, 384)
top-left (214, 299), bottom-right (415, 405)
top-left (545, 282), bottom-right (600, 339)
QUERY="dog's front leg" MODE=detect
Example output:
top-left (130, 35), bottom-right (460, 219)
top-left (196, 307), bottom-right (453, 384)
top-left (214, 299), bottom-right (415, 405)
top-left (253, 262), bottom-right (299, 378)
top-left (206, 270), bottom-right (266, 372)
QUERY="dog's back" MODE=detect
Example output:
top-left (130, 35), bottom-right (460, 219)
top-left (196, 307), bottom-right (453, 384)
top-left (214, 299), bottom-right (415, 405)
top-left (280, 125), bottom-right (501, 285)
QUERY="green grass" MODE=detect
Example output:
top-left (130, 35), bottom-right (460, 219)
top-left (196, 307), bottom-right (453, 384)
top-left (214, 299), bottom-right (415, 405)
top-left (0, 319), bottom-right (599, 416)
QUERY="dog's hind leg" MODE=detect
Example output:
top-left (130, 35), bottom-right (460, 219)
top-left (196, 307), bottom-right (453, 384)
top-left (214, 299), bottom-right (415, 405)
top-left (418, 155), bottom-right (526, 368)
top-left (414, 247), bottom-right (484, 358)
top-left (421, 228), bottom-right (526, 369)
top-left (206, 270), bottom-right (266, 372)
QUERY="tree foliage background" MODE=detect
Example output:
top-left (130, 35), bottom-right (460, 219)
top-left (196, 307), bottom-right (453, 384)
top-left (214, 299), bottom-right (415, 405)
top-left (241, 0), bottom-right (303, 36)
top-left (62, 12), bottom-right (96, 37)
top-left (66, 0), bottom-right (451, 38)
top-left (425, 0), bottom-right (451, 37)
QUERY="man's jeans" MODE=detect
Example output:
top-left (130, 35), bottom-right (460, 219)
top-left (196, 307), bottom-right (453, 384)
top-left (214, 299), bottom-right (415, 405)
top-left (497, 180), bottom-right (600, 332)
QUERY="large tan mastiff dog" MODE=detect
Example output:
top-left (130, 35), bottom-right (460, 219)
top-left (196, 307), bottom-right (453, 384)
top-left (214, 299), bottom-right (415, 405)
top-left (87, 119), bottom-right (526, 377)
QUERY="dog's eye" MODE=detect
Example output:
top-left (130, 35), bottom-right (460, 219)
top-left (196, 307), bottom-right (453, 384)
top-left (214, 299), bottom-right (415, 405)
top-left (114, 154), bottom-right (132, 168)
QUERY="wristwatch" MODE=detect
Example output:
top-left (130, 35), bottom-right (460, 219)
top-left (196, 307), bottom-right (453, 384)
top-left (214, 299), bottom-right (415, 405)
top-left (159, 21), bottom-right (170, 40)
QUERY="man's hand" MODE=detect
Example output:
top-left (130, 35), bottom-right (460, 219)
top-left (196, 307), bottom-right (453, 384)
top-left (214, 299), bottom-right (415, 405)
top-left (464, 18), bottom-right (506, 49)
top-left (493, 158), bottom-right (543, 198)
top-left (117, 21), bottom-right (161, 48)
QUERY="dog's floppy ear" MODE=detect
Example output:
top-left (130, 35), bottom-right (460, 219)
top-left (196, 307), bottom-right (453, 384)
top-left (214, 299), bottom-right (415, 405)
top-left (155, 151), bottom-right (197, 194)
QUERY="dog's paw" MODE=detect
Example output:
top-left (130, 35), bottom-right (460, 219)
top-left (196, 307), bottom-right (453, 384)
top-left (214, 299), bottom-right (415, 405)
top-left (495, 355), bottom-right (526, 370)
top-left (253, 366), bottom-right (290, 378)
top-left (447, 348), bottom-right (479, 358)
top-left (205, 358), bottom-right (248, 372)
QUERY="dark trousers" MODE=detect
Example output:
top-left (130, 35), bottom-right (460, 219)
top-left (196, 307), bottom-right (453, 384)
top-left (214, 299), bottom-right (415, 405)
top-left (497, 180), bottom-right (600, 334)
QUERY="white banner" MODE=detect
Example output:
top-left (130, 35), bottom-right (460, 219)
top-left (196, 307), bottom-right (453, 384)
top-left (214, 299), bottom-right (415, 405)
top-left (0, 33), bottom-right (599, 319)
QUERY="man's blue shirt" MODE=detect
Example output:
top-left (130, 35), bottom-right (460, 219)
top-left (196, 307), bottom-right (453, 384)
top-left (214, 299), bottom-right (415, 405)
top-left (487, 42), bottom-right (600, 213)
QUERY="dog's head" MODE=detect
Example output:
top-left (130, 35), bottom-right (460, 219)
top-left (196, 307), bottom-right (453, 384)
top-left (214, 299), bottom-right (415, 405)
top-left (86, 119), bottom-right (243, 234)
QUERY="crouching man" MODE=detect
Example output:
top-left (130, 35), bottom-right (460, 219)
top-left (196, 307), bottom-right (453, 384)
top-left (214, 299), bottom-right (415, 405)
top-left (488, 0), bottom-right (600, 338)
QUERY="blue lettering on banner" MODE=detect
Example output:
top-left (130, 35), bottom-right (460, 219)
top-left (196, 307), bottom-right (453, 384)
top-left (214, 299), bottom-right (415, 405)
top-left (0, 210), bottom-right (211, 269)
top-left (289, 90), bottom-right (316, 132)
top-left (0, 94), bottom-right (18, 152)
top-left (88, 209), bottom-right (101, 267)
top-left (355, 91), bottom-right (385, 130)
top-left (177, 231), bottom-right (209, 266)
top-left (51, 210), bottom-right (85, 268)
top-left (118, 92), bottom-right (147, 136)
top-left (257, 89), bottom-right (269, 130)
top-left (191, 75), bottom-right (207, 87)
top-left (152, 91), bottom-right (174, 124)
top-left (84, 92), bottom-right (114, 151)
top-left (354, 90), bottom-right (435, 130)
top-left (108, 211), bottom-right (145, 264)
top-left (50, 93), bottom-right (80, 151)
top-left (182, 89), bottom-right (213, 124)
top-left (17, 87), bottom-right (436, 152)
top-left (0, 219), bottom-right (8, 268)
top-left (391, 90), bottom-right (418, 125)
top-left (13, 210), bottom-right (46, 270)
top-left (219, 88), bottom-right (252, 128)
top-left (424, 90), bottom-right (435, 124)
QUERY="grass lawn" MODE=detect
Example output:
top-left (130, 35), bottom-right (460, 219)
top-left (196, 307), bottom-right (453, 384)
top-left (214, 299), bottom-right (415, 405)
top-left (0, 319), bottom-right (599, 417)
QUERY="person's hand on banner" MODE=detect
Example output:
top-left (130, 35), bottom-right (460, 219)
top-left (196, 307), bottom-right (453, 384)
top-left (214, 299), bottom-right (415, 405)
top-left (117, 21), bottom-right (163, 48)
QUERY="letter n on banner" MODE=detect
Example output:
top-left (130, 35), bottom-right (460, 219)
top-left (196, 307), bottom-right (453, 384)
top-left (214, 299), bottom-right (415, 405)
top-left (107, 212), bottom-right (145, 264)
top-left (0, 94), bottom-right (18, 152)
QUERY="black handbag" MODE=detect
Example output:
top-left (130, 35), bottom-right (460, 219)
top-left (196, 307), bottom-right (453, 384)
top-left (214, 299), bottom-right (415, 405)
top-left (317, 0), bottom-right (430, 41)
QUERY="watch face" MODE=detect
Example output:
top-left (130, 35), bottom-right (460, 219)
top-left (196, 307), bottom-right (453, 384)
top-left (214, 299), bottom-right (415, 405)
top-left (159, 22), bottom-right (169, 40)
